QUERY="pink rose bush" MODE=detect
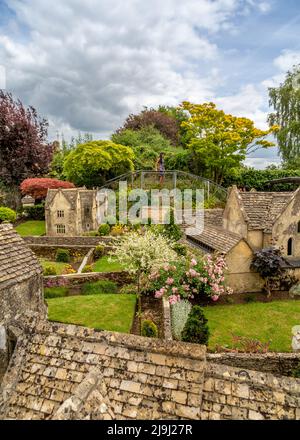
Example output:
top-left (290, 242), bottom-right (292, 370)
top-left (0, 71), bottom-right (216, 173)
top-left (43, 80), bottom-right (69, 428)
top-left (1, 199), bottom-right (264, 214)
top-left (150, 254), bottom-right (233, 304)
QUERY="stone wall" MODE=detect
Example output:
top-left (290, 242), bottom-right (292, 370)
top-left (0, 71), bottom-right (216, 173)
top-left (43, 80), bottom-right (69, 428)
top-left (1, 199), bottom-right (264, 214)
top-left (44, 271), bottom-right (134, 287)
top-left (207, 352), bottom-right (300, 377)
top-left (29, 245), bottom-right (93, 260)
top-left (201, 361), bottom-right (300, 420)
top-left (23, 236), bottom-right (112, 246)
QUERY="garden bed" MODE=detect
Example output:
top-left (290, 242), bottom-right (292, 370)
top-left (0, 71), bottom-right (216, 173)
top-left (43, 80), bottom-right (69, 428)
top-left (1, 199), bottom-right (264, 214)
top-left (131, 295), bottom-right (164, 339)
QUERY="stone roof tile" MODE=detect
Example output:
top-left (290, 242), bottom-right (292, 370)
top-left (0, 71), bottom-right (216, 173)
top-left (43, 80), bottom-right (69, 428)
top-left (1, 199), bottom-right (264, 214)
top-left (0, 224), bottom-right (42, 289)
top-left (186, 225), bottom-right (243, 254)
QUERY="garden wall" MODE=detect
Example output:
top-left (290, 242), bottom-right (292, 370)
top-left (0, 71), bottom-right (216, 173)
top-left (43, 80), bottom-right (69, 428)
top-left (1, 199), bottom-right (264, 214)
top-left (44, 271), bottom-right (134, 287)
top-left (23, 236), bottom-right (112, 246)
top-left (201, 361), bottom-right (300, 420)
top-left (207, 352), bottom-right (300, 377)
top-left (29, 245), bottom-right (94, 260)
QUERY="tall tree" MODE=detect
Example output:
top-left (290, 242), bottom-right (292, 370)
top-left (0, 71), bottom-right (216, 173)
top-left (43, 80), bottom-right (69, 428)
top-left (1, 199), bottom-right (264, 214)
top-left (181, 101), bottom-right (278, 184)
top-left (268, 65), bottom-right (300, 164)
top-left (0, 91), bottom-right (53, 185)
top-left (116, 108), bottom-right (180, 146)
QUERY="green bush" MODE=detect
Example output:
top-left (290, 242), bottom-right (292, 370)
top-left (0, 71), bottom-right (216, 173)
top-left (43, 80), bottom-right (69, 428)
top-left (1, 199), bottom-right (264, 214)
top-left (82, 280), bottom-right (118, 295)
top-left (44, 287), bottom-right (68, 299)
top-left (173, 242), bottom-right (187, 256)
top-left (56, 249), bottom-right (70, 263)
top-left (292, 363), bottom-right (300, 378)
top-left (181, 306), bottom-right (210, 345)
top-left (141, 320), bottom-right (158, 338)
top-left (0, 206), bottom-right (17, 223)
top-left (94, 245), bottom-right (105, 259)
top-left (23, 204), bottom-right (45, 220)
top-left (43, 265), bottom-right (57, 276)
top-left (98, 224), bottom-right (111, 236)
top-left (82, 264), bottom-right (93, 273)
top-left (244, 294), bottom-right (257, 303)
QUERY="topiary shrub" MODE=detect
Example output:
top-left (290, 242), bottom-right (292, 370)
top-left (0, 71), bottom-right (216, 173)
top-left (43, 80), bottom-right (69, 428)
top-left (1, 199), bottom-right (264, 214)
top-left (163, 209), bottom-right (182, 241)
top-left (181, 305), bottom-right (210, 345)
top-left (23, 204), bottom-right (45, 220)
top-left (98, 224), bottom-right (110, 236)
top-left (43, 265), bottom-right (57, 276)
top-left (56, 248), bottom-right (70, 263)
top-left (94, 245), bottom-right (105, 259)
top-left (141, 320), bottom-right (158, 338)
top-left (82, 280), bottom-right (118, 295)
top-left (0, 206), bottom-right (17, 223)
top-left (82, 264), bottom-right (93, 273)
top-left (110, 225), bottom-right (124, 236)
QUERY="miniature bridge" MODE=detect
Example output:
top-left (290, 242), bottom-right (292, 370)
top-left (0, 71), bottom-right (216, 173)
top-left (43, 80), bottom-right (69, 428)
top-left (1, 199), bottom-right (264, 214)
top-left (98, 170), bottom-right (228, 207)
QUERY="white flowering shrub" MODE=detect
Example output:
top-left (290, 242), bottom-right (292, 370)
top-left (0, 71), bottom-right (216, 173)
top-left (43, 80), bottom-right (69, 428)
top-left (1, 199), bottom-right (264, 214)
top-left (171, 299), bottom-right (192, 341)
top-left (111, 230), bottom-right (178, 277)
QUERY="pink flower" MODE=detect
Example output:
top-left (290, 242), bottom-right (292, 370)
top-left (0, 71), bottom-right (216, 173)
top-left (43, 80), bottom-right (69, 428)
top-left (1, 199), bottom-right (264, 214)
top-left (212, 295), bottom-right (219, 302)
top-left (166, 277), bottom-right (174, 285)
top-left (172, 287), bottom-right (178, 294)
top-left (191, 258), bottom-right (197, 267)
top-left (155, 290), bottom-right (164, 298)
top-left (183, 284), bottom-right (190, 292)
top-left (163, 265), bottom-right (170, 271)
top-left (169, 295), bottom-right (180, 305)
top-left (189, 269), bottom-right (198, 277)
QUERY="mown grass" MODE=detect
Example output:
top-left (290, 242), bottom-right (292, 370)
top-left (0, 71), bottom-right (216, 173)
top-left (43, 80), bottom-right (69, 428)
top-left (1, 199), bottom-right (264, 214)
top-left (47, 294), bottom-right (136, 333)
top-left (204, 300), bottom-right (300, 353)
top-left (92, 256), bottom-right (126, 273)
top-left (15, 220), bottom-right (46, 236)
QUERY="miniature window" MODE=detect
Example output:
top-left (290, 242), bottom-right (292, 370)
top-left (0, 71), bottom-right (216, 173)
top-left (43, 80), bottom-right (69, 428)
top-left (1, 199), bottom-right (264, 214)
top-left (287, 237), bottom-right (293, 256)
top-left (57, 210), bottom-right (65, 218)
top-left (56, 224), bottom-right (66, 234)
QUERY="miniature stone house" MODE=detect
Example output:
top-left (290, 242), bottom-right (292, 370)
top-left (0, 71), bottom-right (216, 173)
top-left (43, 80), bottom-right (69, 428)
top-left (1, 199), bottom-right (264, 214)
top-left (45, 188), bottom-right (99, 236)
top-left (0, 224), bottom-right (46, 381)
top-left (187, 186), bottom-right (300, 293)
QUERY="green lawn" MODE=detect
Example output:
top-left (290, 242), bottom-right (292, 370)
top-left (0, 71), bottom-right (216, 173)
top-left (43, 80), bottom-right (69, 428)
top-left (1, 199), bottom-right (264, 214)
top-left (47, 294), bottom-right (136, 332)
top-left (204, 300), bottom-right (300, 353)
top-left (40, 259), bottom-right (71, 275)
top-left (16, 220), bottom-right (46, 236)
top-left (92, 256), bottom-right (126, 273)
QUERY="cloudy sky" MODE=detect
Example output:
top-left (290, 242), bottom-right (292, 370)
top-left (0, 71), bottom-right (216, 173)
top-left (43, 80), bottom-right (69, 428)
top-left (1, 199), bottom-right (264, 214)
top-left (1, 0), bottom-right (300, 168)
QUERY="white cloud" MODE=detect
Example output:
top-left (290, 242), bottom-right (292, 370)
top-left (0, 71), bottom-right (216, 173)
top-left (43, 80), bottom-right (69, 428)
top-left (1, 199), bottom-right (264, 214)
top-left (0, 0), bottom-right (271, 140)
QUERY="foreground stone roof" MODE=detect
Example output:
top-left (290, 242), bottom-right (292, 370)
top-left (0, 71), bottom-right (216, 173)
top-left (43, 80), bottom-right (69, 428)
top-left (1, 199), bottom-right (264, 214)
top-left (0, 224), bottom-right (42, 290)
top-left (238, 192), bottom-right (293, 232)
top-left (0, 316), bottom-right (206, 420)
top-left (187, 225), bottom-right (243, 254)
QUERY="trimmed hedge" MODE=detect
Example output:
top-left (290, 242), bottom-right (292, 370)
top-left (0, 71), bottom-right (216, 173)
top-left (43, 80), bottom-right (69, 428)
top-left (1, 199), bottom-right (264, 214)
top-left (0, 206), bottom-right (17, 223)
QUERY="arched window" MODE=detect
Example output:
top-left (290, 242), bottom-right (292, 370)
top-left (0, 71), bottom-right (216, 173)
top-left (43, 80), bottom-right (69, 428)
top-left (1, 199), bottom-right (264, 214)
top-left (288, 237), bottom-right (293, 256)
top-left (298, 221), bottom-right (300, 233)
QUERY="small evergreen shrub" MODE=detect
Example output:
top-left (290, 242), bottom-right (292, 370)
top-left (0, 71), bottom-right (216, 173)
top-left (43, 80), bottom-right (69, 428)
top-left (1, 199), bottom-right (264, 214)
top-left (244, 294), bottom-right (257, 303)
top-left (141, 320), bottom-right (158, 338)
top-left (94, 245), bottom-right (105, 259)
top-left (292, 363), bottom-right (300, 378)
top-left (163, 209), bottom-right (182, 241)
top-left (173, 242), bottom-right (187, 256)
top-left (171, 300), bottom-right (192, 340)
top-left (98, 224), bottom-right (110, 236)
top-left (181, 306), bottom-right (210, 345)
top-left (0, 206), bottom-right (17, 223)
top-left (23, 204), bottom-right (45, 220)
top-left (56, 248), bottom-right (70, 263)
top-left (43, 265), bottom-right (57, 276)
top-left (82, 264), bottom-right (93, 273)
top-left (82, 280), bottom-right (118, 295)
top-left (44, 287), bottom-right (68, 299)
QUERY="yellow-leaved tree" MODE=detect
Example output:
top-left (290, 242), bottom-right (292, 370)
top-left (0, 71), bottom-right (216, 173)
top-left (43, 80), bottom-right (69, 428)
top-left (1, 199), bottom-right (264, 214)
top-left (181, 101), bottom-right (279, 184)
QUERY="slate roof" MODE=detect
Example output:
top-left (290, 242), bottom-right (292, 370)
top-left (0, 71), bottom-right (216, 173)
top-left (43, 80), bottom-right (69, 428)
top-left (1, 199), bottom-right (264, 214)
top-left (45, 189), bottom-right (79, 210)
top-left (238, 192), bottom-right (293, 232)
top-left (0, 224), bottom-right (42, 290)
top-left (0, 318), bottom-right (206, 420)
top-left (186, 225), bottom-right (243, 254)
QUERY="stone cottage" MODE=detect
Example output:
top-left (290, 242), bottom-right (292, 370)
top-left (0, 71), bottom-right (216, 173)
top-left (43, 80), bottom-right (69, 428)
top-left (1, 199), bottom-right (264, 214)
top-left (0, 223), bottom-right (46, 380)
top-left (187, 186), bottom-right (300, 293)
top-left (45, 188), bottom-right (99, 236)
